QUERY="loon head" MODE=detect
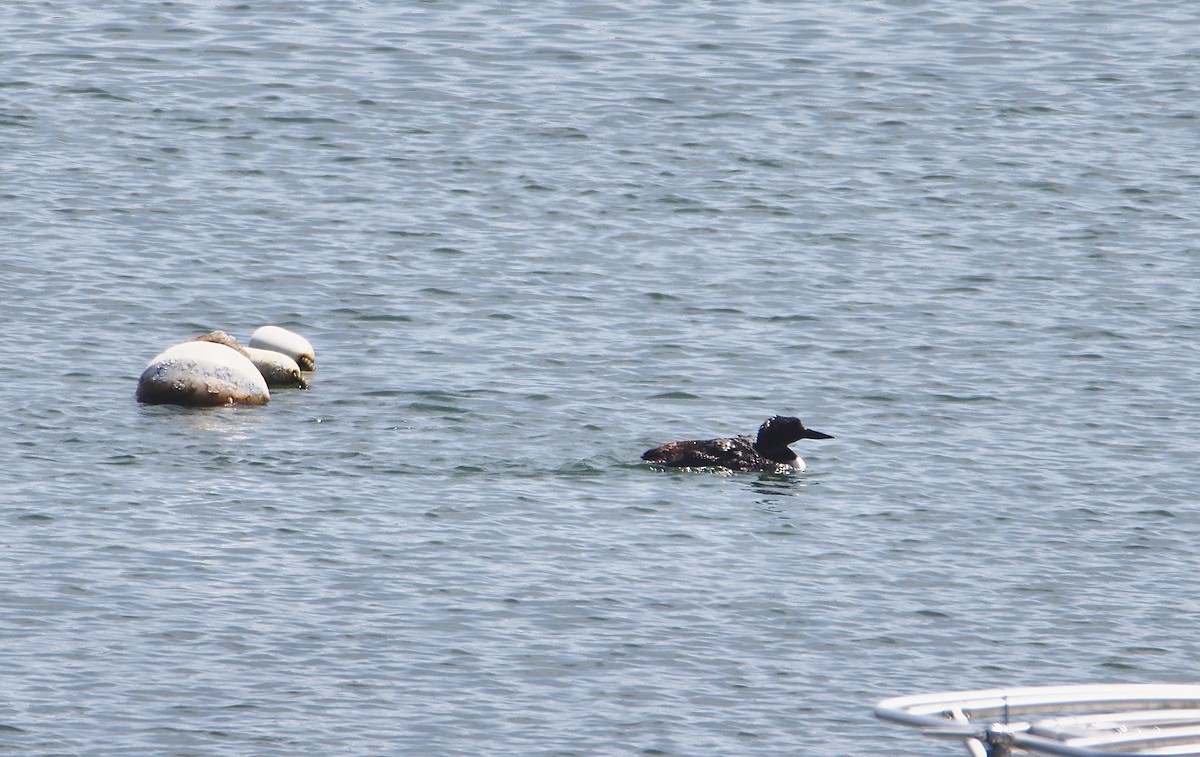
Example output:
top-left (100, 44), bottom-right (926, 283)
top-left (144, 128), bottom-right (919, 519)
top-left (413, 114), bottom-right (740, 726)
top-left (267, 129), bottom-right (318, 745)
top-left (754, 415), bottom-right (834, 462)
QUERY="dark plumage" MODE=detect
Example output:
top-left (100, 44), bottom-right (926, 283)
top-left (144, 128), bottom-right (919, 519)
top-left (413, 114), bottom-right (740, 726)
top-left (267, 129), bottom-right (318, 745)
top-left (641, 415), bottom-right (833, 473)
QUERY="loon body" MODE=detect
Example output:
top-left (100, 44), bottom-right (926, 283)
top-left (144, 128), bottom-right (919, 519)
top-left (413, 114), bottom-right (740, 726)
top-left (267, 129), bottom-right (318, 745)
top-left (641, 415), bottom-right (833, 473)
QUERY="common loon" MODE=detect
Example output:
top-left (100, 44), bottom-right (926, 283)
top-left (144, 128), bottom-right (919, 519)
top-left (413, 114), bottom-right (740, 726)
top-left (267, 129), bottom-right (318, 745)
top-left (641, 415), bottom-right (833, 473)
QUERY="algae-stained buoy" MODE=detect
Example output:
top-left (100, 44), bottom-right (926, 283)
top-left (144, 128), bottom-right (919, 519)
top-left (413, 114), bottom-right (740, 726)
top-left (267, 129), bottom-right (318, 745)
top-left (136, 341), bottom-right (270, 407)
top-left (249, 325), bottom-right (315, 371)
top-left (244, 346), bottom-right (308, 389)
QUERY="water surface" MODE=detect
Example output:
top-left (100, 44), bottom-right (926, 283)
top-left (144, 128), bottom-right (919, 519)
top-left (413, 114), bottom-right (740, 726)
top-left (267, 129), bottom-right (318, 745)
top-left (3, 1), bottom-right (1200, 754)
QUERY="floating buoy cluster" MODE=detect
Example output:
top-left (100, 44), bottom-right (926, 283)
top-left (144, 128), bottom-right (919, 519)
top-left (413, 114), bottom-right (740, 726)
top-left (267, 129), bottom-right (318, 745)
top-left (136, 326), bottom-right (315, 407)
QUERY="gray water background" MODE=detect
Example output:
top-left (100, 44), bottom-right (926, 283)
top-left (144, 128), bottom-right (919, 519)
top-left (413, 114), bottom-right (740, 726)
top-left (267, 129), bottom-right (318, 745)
top-left (3, 1), bottom-right (1200, 754)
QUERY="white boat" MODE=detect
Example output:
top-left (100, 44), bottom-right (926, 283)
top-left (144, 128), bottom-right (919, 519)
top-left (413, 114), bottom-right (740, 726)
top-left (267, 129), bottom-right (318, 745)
top-left (875, 684), bottom-right (1200, 756)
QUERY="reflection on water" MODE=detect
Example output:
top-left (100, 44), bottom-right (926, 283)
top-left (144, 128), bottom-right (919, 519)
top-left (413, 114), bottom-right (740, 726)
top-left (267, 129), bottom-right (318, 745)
top-left (749, 472), bottom-right (812, 496)
top-left (142, 405), bottom-right (266, 438)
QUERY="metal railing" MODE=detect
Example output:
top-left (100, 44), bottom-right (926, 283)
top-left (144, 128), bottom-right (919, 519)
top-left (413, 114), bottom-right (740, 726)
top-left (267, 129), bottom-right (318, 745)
top-left (875, 684), bottom-right (1200, 757)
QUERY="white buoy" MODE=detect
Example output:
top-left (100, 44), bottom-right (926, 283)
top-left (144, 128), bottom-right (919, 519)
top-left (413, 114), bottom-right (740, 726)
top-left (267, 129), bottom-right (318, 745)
top-left (244, 346), bottom-right (308, 389)
top-left (136, 341), bottom-right (270, 407)
top-left (249, 326), bottom-right (315, 371)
